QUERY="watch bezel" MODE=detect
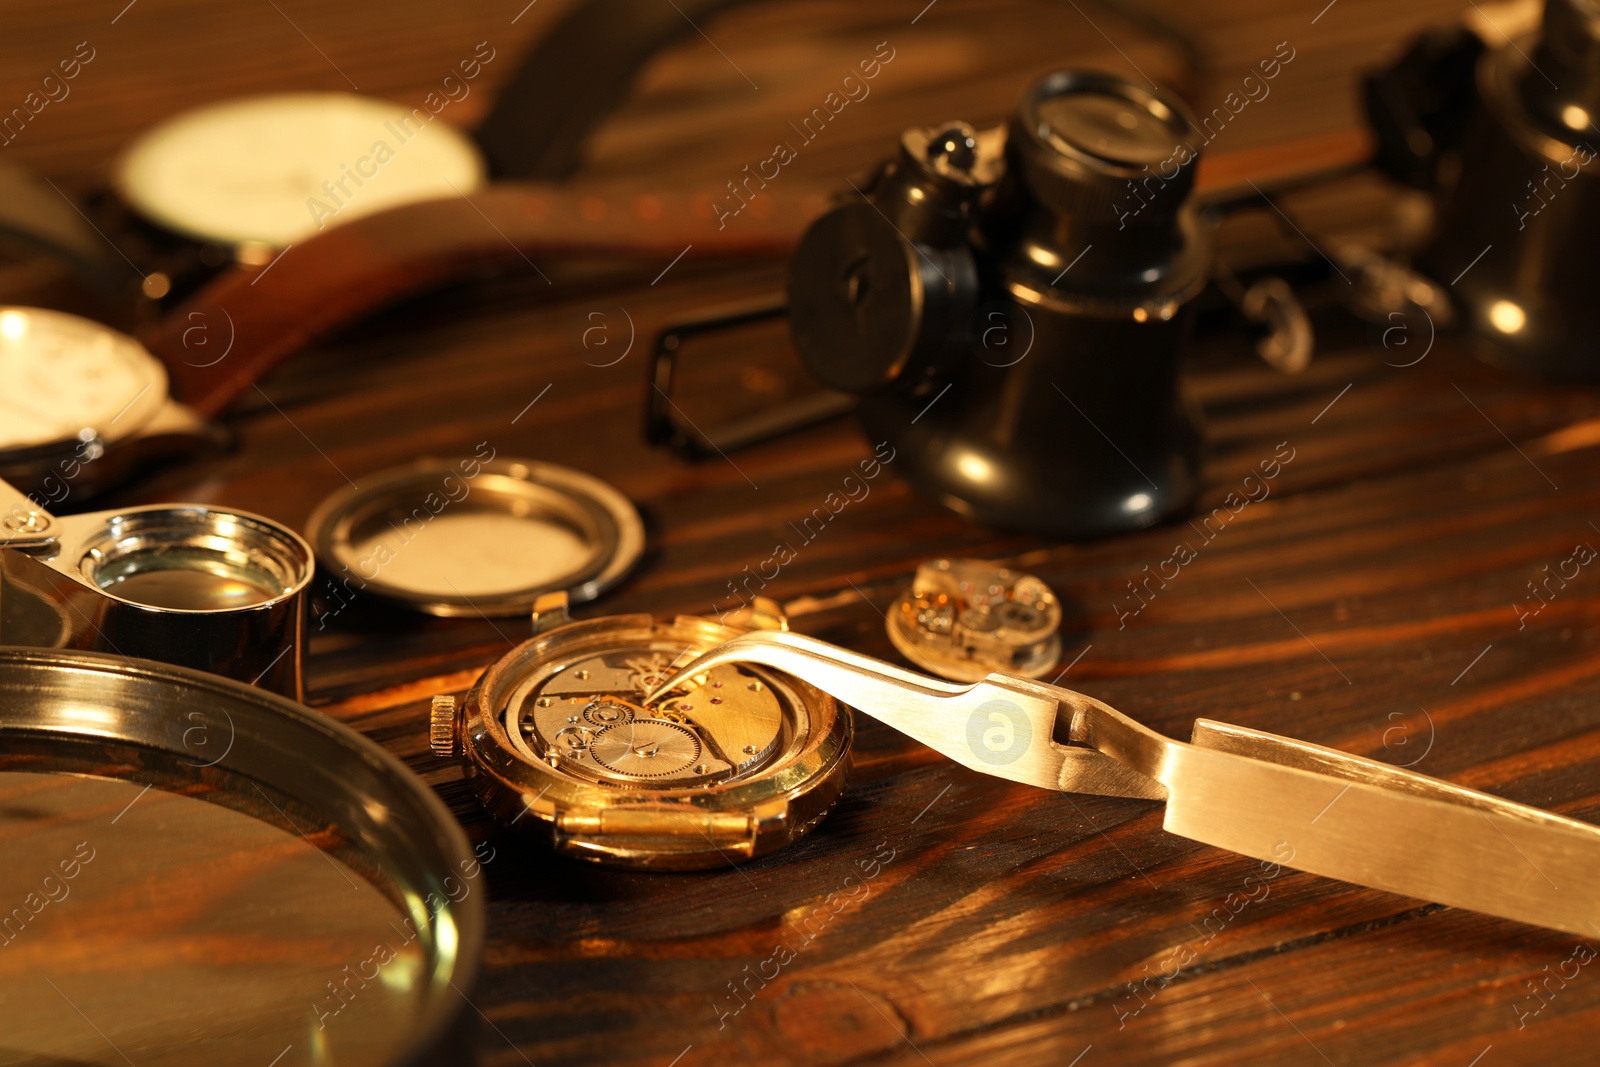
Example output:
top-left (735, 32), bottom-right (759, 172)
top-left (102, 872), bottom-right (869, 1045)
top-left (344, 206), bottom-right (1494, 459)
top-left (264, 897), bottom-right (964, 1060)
top-left (305, 458), bottom-right (646, 617)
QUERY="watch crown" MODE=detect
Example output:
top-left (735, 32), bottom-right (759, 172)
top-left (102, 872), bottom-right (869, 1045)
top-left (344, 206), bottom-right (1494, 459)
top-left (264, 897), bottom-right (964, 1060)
top-left (429, 695), bottom-right (458, 758)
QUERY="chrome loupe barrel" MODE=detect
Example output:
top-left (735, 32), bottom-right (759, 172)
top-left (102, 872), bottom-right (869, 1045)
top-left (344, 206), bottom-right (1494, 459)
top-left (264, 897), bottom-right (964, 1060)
top-left (1, 481), bottom-right (311, 698)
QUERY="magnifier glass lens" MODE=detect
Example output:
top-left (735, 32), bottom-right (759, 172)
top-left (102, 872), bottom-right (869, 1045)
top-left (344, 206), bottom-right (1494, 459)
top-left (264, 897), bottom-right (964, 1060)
top-left (94, 550), bottom-right (286, 610)
top-left (76, 509), bottom-right (311, 615)
top-left (1036, 90), bottom-right (1175, 166)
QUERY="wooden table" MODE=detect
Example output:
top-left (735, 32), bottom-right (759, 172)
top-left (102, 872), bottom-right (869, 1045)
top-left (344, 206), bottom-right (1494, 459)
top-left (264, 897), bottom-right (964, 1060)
top-left (9, 1), bottom-right (1600, 1064)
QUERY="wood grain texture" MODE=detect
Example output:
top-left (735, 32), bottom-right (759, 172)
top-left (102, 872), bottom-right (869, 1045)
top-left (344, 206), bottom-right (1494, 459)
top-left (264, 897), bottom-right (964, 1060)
top-left (11, 1), bottom-right (1600, 1065)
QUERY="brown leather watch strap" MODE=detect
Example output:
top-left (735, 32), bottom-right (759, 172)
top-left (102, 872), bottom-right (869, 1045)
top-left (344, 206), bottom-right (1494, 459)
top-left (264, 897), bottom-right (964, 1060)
top-left (0, 162), bottom-right (125, 300)
top-left (144, 181), bottom-right (832, 419)
top-left (475, 0), bottom-right (760, 180)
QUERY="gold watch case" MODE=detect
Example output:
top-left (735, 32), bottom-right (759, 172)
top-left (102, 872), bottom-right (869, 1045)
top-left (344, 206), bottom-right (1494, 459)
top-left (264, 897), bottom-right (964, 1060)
top-left (432, 594), bottom-right (852, 870)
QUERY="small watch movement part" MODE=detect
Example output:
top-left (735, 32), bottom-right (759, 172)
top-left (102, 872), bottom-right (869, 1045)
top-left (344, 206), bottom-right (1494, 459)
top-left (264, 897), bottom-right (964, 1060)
top-left (887, 559), bottom-right (1061, 682)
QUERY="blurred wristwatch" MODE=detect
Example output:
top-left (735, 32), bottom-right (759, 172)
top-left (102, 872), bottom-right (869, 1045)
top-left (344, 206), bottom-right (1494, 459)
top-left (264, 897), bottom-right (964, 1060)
top-left (0, 0), bottom-right (821, 424)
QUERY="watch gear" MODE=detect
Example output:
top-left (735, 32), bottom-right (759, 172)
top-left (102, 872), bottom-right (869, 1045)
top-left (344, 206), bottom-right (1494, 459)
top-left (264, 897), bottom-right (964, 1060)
top-left (581, 698), bottom-right (635, 727)
top-left (590, 720), bottom-right (702, 778)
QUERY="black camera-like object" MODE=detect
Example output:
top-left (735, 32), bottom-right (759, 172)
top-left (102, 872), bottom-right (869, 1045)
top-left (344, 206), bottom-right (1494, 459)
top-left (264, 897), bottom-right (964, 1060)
top-left (1370, 0), bottom-right (1600, 382)
top-left (788, 70), bottom-right (1210, 538)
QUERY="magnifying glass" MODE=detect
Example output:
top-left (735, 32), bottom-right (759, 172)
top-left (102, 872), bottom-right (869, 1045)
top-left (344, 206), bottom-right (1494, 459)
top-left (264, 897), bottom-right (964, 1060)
top-left (0, 647), bottom-right (484, 1064)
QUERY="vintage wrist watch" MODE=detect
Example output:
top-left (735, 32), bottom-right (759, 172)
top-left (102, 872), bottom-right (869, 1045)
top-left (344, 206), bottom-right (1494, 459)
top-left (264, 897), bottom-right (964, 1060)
top-left (0, 306), bottom-right (221, 496)
top-left (17, 0), bottom-right (768, 293)
top-left (114, 91), bottom-right (488, 253)
top-left (430, 594), bottom-right (852, 869)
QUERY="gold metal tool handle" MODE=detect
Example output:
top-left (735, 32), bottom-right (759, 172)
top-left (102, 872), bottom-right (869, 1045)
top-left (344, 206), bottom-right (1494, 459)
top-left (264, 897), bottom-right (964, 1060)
top-left (1162, 720), bottom-right (1600, 937)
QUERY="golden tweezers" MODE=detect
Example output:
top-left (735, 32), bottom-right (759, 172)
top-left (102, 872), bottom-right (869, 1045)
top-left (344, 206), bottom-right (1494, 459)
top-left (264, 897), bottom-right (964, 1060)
top-left (647, 630), bottom-right (1600, 937)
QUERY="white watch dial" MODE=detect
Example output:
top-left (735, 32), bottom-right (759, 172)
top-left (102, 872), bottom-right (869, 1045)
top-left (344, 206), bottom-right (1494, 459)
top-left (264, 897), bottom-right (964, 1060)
top-left (115, 92), bottom-right (487, 248)
top-left (0, 307), bottom-right (168, 452)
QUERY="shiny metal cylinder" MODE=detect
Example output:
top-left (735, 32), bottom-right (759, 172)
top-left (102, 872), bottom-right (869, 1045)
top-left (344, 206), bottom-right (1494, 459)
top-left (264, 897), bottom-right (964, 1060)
top-left (0, 503), bottom-right (311, 698)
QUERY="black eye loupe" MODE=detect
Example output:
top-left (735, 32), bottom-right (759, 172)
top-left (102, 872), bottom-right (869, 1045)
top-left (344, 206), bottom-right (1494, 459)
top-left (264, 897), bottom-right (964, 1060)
top-left (787, 69), bottom-right (1211, 539)
top-left (1417, 0), bottom-right (1600, 382)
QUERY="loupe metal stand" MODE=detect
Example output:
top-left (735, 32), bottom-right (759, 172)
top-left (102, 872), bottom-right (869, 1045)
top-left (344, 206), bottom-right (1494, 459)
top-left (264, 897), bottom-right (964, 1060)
top-left (643, 295), bottom-right (855, 459)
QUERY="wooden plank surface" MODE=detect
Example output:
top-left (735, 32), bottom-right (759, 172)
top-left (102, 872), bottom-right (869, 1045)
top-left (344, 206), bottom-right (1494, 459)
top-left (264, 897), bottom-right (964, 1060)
top-left (11, 1), bottom-right (1600, 1065)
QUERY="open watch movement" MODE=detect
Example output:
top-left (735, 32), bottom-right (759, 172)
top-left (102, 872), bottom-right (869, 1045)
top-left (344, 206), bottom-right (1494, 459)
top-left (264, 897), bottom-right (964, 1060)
top-left (430, 594), bottom-right (851, 869)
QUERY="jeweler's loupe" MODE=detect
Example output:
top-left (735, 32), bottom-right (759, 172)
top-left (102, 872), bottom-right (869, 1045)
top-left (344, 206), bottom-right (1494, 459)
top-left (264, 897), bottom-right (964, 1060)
top-left (0, 478), bottom-right (311, 698)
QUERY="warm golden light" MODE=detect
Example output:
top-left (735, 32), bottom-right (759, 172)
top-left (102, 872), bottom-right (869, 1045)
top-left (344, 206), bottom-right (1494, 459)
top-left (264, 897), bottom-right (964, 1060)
top-left (1563, 104), bottom-right (1590, 132)
top-left (956, 451), bottom-right (994, 483)
top-left (1488, 299), bottom-right (1527, 334)
top-left (0, 310), bottom-right (28, 340)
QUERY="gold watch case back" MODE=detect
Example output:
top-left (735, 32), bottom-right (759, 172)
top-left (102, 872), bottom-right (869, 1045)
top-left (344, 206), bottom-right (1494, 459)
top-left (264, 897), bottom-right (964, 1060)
top-left (450, 605), bottom-right (852, 869)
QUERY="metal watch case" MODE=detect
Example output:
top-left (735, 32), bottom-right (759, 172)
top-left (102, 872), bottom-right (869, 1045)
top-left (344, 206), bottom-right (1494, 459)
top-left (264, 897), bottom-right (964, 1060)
top-left (433, 595), bottom-right (852, 869)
